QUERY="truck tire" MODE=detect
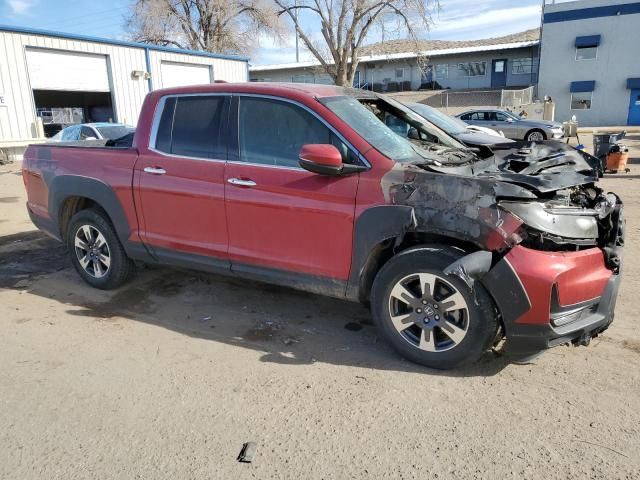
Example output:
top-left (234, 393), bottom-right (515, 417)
top-left (66, 208), bottom-right (135, 290)
top-left (370, 247), bottom-right (498, 369)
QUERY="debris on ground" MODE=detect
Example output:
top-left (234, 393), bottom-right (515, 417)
top-left (237, 442), bottom-right (257, 463)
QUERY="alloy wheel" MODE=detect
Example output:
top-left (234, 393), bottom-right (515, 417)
top-left (527, 131), bottom-right (545, 141)
top-left (388, 272), bottom-right (469, 352)
top-left (74, 225), bottom-right (111, 279)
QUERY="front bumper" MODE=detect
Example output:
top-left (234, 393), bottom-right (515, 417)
top-left (481, 245), bottom-right (622, 356)
top-left (551, 130), bottom-right (565, 139)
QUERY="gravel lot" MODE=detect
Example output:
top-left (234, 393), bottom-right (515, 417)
top-left (1, 138), bottom-right (639, 479)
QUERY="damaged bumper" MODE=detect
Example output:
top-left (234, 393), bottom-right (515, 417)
top-left (481, 245), bottom-right (622, 356)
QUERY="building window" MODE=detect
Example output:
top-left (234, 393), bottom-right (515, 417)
top-left (512, 58), bottom-right (537, 75)
top-left (576, 46), bottom-right (597, 60)
top-left (435, 64), bottom-right (448, 79)
top-left (292, 74), bottom-right (315, 83)
top-left (571, 92), bottom-right (592, 110)
top-left (457, 62), bottom-right (486, 77)
top-left (395, 68), bottom-right (404, 79)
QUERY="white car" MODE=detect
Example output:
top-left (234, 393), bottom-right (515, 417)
top-left (49, 123), bottom-right (134, 142)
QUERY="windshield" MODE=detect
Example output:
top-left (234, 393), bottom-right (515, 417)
top-left (319, 96), bottom-right (424, 163)
top-left (408, 103), bottom-right (468, 135)
top-left (96, 125), bottom-right (135, 139)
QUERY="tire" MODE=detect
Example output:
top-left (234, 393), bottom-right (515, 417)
top-left (66, 208), bottom-right (135, 290)
top-left (370, 247), bottom-right (498, 369)
top-left (525, 129), bottom-right (547, 142)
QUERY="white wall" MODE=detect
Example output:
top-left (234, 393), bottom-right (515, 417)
top-left (0, 30), bottom-right (248, 143)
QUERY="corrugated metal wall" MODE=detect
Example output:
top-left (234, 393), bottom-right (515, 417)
top-left (0, 30), bottom-right (248, 143)
top-left (148, 50), bottom-right (247, 88)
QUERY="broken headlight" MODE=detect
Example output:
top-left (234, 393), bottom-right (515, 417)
top-left (498, 201), bottom-right (599, 240)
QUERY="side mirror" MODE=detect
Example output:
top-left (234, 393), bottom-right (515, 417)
top-left (407, 128), bottom-right (421, 140)
top-left (84, 136), bottom-right (97, 140)
top-left (505, 118), bottom-right (514, 123)
top-left (299, 144), bottom-right (344, 175)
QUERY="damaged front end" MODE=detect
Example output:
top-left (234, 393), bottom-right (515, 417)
top-left (382, 154), bottom-right (625, 357)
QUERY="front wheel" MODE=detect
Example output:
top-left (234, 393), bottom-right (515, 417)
top-left (371, 248), bottom-right (498, 369)
top-left (67, 209), bottom-right (135, 289)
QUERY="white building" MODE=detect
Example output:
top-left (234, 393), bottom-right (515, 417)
top-left (0, 25), bottom-right (248, 157)
top-left (538, 0), bottom-right (640, 126)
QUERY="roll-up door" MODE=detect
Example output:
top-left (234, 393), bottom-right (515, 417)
top-left (161, 61), bottom-right (212, 88)
top-left (26, 48), bottom-right (110, 92)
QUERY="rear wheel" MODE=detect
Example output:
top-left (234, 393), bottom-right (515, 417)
top-left (525, 129), bottom-right (546, 141)
top-left (371, 247), bottom-right (498, 369)
top-left (67, 209), bottom-right (135, 289)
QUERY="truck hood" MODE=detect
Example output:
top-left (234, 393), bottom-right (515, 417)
top-left (412, 140), bottom-right (600, 195)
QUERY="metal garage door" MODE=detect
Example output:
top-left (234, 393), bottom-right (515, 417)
top-left (161, 62), bottom-right (212, 88)
top-left (25, 48), bottom-right (110, 92)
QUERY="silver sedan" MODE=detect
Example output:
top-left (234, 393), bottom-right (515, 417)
top-left (456, 109), bottom-right (564, 142)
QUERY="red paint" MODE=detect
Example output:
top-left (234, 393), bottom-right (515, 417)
top-left (299, 144), bottom-right (343, 168)
top-left (505, 245), bottom-right (612, 325)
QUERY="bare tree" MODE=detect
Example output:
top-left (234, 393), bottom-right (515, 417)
top-left (127, 0), bottom-right (283, 55)
top-left (273, 0), bottom-right (439, 86)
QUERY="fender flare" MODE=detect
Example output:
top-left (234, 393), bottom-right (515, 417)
top-left (346, 205), bottom-right (416, 300)
top-left (49, 175), bottom-right (131, 243)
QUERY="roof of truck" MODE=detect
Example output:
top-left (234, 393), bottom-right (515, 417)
top-left (153, 82), bottom-right (351, 99)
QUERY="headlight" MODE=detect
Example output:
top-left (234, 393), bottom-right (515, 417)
top-left (499, 201), bottom-right (598, 239)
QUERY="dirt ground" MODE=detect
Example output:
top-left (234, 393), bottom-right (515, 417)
top-left (1, 138), bottom-right (639, 479)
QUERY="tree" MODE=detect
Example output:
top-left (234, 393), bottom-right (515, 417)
top-left (273, 0), bottom-right (439, 86)
top-left (127, 0), bottom-right (282, 55)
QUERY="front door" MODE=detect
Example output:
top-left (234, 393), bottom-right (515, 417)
top-left (135, 94), bottom-right (230, 264)
top-left (628, 89), bottom-right (640, 126)
top-left (491, 59), bottom-right (507, 88)
top-left (224, 96), bottom-right (359, 282)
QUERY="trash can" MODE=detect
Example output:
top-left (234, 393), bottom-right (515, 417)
top-left (606, 144), bottom-right (630, 173)
top-left (593, 131), bottom-right (626, 159)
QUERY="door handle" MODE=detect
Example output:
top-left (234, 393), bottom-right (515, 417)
top-left (227, 178), bottom-right (256, 187)
top-left (144, 167), bottom-right (166, 175)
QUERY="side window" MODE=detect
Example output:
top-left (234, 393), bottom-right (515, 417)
top-left (80, 126), bottom-right (96, 139)
top-left (459, 113), bottom-right (470, 121)
top-left (470, 112), bottom-right (486, 121)
top-left (154, 95), bottom-right (228, 159)
top-left (238, 97), bottom-right (333, 168)
top-left (495, 112), bottom-right (508, 121)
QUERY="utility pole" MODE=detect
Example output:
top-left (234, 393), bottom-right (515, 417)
top-left (294, 0), bottom-right (299, 62)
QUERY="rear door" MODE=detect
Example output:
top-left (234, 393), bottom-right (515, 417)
top-left (224, 95), bottom-right (360, 282)
top-left (135, 94), bottom-right (230, 265)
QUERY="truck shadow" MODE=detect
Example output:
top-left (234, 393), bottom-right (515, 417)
top-left (1, 230), bottom-right (513, 377)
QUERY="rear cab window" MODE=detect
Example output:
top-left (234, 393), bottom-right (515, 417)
top-left (153, 95), bottom-right (229, 159)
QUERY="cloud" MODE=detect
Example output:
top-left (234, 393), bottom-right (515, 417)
top-left (8, 0), bottom-right (36, 15)
top-left (431, 5), bottom-right (542, 36)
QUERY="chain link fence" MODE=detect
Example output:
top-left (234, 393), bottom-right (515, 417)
top-left (403, 86), bottom-right (535, 115)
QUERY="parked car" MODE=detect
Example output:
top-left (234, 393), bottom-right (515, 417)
top-left (49, 123), bottom-right (134, 142)
top-left (456, 109), bottom-right (565, 141)
top-left (22, 83), bottom-right (623, 370)
top-left (406, 103), bottom-right (512, 147)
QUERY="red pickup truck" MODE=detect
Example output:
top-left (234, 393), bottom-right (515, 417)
top-left (22, 83), bottom-right (624, 369)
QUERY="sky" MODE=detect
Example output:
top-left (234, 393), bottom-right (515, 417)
top-left (0, 0), bottom-right (564, 65)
